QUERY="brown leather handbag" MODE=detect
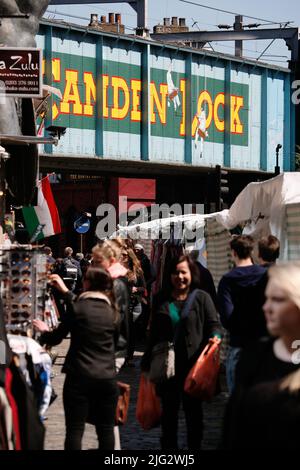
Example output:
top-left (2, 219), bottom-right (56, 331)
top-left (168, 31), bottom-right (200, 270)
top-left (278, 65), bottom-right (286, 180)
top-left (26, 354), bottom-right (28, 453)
top-left (115, 381), bottom-right (131, 425)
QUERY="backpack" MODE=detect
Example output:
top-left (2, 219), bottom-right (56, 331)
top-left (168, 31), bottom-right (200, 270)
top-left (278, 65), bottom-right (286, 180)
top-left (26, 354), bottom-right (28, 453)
top-left (62, 258), bottom-right (78, 281)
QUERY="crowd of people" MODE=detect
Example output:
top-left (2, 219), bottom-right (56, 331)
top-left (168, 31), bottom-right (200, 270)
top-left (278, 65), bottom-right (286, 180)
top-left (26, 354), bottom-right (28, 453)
top-left (34, 239), bottom-right (153, 450)
top-left (2, 232), bottom-right (300, 451)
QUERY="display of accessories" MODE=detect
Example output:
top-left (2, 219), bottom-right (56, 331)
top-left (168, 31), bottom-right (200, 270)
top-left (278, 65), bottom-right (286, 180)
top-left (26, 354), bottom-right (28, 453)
top-left (44, 293), bottom-right (60, 330)
top-left (0, 245), bottom-right (49, 333)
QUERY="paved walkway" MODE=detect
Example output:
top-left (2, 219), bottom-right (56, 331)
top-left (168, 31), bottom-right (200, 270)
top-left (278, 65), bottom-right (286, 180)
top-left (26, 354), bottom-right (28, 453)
top-left (44, 339), bottom-right (228, 450)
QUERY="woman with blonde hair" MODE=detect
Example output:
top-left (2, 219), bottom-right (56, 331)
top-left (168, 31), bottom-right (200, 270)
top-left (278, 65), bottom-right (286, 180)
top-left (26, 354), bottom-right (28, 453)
top-left (92, 240), bottom-right (130, 449)
top-left (222, 261), bottom-right (300, 449)
top-left (92, 241), bottom-right (130, 369)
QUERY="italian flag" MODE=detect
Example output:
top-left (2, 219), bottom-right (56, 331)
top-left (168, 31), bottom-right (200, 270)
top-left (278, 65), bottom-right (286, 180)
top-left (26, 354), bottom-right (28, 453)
top-left (22, 176), bottom-right (61, 240)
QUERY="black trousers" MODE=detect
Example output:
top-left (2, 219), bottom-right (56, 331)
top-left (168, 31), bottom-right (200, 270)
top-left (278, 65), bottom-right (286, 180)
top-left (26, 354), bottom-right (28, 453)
top-left (159, 375), bottom-right (203, 451)
top-left (63, 374), bottom-right (118, 450)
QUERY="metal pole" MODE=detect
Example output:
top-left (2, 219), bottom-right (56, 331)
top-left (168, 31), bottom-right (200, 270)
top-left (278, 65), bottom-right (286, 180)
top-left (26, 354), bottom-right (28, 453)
top-left (80, 233), bottom-right (83, 253)
top-left (234, 15), bottom-right (243, 58)
top-left (274, 144), bottom-right (282, 175)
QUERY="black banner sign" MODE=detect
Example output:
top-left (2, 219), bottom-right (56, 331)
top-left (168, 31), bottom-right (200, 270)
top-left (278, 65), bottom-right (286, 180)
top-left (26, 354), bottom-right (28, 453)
top-left (0, 48), bottom-right (42, 97)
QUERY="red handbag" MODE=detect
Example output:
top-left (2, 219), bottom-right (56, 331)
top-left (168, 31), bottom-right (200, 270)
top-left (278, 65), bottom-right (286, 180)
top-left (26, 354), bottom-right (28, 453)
top-left (184, 337), bottom-right (221, 401)
top-left (136, 373), bottom-right (162, 430)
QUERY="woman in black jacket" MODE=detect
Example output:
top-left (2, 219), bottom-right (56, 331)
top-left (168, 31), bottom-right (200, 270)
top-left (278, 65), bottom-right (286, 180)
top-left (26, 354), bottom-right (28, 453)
top-left (33, 268), bottom-right (119, 450)
top-left (142, 255), bottom-right (221, 450)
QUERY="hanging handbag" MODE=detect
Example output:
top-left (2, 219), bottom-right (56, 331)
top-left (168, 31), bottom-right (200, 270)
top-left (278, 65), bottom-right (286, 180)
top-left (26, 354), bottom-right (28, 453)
top-left (136, 373), bottom-right (162, 430)
top-left (87, 381), bottom-right (130, 426)
top-left (184, 337), bottom-right (221, 401)
top-left (115, 381), bottom-right (130, 426)
top-left (148, 289), bottom-right (199, 384)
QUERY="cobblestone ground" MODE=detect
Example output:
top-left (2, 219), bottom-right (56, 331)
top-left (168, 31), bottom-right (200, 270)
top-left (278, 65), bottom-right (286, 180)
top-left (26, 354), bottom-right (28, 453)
top-left (44, 339), bottom-right (228, 450)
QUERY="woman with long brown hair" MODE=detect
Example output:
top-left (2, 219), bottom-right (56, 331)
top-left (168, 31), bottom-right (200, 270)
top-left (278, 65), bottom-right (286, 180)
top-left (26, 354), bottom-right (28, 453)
top-left (33, 268), bottom-right (120, 450)
top-left (121, 248), bottom-right (146, 364)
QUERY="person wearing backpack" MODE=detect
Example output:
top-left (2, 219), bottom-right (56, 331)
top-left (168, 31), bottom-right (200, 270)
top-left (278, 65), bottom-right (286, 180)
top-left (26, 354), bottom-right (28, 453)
top-left (62, 247), bottom-right (82, 293)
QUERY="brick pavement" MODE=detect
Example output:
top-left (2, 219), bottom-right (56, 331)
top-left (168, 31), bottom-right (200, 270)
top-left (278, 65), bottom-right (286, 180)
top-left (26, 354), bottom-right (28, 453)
top-left (44, 339), bottom-right (228, 450)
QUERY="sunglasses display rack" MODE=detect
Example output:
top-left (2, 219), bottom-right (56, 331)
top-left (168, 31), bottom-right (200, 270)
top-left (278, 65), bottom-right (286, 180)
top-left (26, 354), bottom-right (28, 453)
top-left (0, 245), bottom-right (48, 333)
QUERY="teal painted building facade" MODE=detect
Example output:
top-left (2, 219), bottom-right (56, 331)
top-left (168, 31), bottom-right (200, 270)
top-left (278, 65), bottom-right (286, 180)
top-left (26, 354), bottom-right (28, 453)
top-left (37, 19), bottom-right (295, 173)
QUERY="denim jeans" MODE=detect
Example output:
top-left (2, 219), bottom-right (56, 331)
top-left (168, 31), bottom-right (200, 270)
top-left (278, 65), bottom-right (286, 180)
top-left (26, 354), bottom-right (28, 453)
top-left (226, 346), bottom-right (242, 394)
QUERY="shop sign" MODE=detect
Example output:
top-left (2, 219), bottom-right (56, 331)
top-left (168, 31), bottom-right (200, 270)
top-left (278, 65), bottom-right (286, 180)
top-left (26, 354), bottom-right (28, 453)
top-left (0, 48), bottom-right (42, 98)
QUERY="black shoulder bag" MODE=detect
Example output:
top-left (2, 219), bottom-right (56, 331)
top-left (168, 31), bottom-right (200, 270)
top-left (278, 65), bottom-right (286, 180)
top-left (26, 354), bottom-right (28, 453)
top-left (148, 289), bottom-right (199, 384)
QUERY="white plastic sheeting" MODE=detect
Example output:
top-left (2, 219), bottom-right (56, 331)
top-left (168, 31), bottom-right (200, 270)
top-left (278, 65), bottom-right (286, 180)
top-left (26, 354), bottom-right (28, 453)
top-left (113, 173), bottom-right (300, 262)
top-left (216, 173), bottom-right (300, 260)
top-left (113, 212), bottom-right (219, 241)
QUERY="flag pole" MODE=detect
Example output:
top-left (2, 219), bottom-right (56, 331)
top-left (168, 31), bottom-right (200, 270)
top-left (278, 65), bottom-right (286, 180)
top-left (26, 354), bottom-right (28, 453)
top-left (40, 172), bottom-right (55, 182)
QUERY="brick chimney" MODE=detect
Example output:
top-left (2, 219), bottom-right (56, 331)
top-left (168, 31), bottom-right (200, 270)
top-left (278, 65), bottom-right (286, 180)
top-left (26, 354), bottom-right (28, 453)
top-left (92, 12), bottom-right (125, 34)
top-left (153, 17), bottom-right (189, 34)
top-left (89, 14), bottom-right (99, 27)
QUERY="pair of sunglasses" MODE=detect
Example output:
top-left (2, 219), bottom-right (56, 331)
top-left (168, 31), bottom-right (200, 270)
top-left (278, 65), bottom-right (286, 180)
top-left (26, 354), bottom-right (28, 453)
top-left (11, 303), bottom-right (32, 310)
top-left (11, 253), bottom-right (30, 262)
top-left (9, 320), bottom-right (30, 327)
top-left (11, 311), bottom-right (30, 319)
top-left (12, 278), bottom-right (31, 285)
top-left (12, 286), bottom-right (31, 294)
top-left (11, 269), bottom-right (31, 276)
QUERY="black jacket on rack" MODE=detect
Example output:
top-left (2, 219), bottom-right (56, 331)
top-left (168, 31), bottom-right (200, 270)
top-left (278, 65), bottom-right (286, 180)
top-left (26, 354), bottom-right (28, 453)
top-left (9, 361), bottom-right (45, 450)
top-left (0, 297), bottom-right (44, 450)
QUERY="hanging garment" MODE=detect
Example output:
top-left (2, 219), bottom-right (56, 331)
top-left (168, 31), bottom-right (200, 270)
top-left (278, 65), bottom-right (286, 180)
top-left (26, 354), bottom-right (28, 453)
top-left (43, 294), bottom-right (60, 330)
top-left (0, 410), bottom-right (7, 450)
top-left (4, 368), bottom-right (21, 450)
top-left (0, 298), bottom-right (12, 387)
top-left (7, 335), bottom-right (52, 418)
top-left (35, 357), bottom-right (52, 418)
top-left (0, 387), bottom-right (14, 450)
top-left (9, 359), bottom-right (45, 450)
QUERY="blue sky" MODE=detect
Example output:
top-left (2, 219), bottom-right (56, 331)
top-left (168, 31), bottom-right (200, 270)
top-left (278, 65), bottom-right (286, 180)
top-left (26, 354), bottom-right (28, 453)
top-left (46, 0), bottom-right (300, 67)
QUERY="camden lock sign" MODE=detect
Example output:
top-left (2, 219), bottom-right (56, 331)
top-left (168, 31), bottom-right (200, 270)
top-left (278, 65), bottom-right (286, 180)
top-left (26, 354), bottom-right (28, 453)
top-left (0, 48), bottom-right (42, 98)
